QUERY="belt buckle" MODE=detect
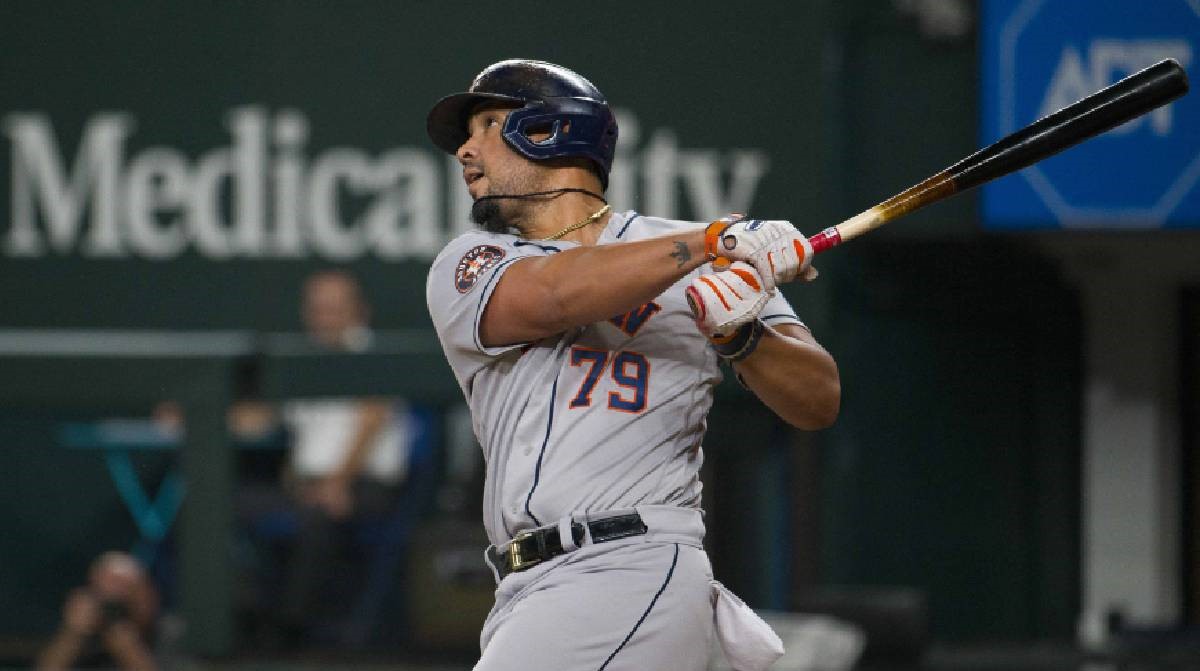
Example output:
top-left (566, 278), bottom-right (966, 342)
top-left (507, 530), bottom-right (542, 573)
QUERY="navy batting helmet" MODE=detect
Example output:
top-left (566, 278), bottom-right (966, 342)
top-left (426, 59), bottom-right (618, 187)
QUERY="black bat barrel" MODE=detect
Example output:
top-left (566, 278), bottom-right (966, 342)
top-left (950, 59), bottom-right (1189, 191)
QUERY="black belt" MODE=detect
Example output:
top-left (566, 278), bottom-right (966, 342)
top-left (489, 513), bottom-right (648, 579)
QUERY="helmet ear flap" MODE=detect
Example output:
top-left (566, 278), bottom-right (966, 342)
top-left (501, 101), bottom-right (617, 185)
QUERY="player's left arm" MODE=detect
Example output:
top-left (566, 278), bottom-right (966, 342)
top-left (732, 324), bottom-right (840, 430)
top-left (685, 261), bottom-right (838, 430)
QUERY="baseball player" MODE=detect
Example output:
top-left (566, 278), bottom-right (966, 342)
top-left (425, 59), bottom-right (840, 671)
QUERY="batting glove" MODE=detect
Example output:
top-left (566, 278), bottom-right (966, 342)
top-left (685, 261), bottom-right (770, 361)
top-left (704, 214), bottom-right (815, 290)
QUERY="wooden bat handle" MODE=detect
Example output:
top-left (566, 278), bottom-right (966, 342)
top-left (810, 171), bottom-right (956, 253)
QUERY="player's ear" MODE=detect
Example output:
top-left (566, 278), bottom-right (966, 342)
top-left (523, 120), bottom-right (570, 145)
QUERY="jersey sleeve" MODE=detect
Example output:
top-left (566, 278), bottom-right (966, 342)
top-left (426, 232), bottom-right (564, 361)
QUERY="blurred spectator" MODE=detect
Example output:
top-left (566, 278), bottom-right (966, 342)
top-left (234, 270), bottom-right (412, 645)
top-left (37, 552), bottom-right (159, 671)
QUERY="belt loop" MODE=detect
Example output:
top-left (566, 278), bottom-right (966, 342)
top-left (558, 515), bottom-right (577, 552)
top-left (580, 510), bottom-right (594, 545)
top-left (483, 544), bottom-right (501, 584)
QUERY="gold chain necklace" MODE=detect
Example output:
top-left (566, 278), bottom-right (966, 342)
top-left (540, 204), bottom-right (612, 241)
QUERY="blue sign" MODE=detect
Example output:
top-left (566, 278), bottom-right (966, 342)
top-left (981, 0), bottom-right (1200, 229)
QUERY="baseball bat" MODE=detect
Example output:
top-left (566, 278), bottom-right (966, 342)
top-left (806, 58), bottom-right (1190, 254)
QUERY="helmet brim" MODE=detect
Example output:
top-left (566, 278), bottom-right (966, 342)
top-left (426, 91), bottom-right (526, 155)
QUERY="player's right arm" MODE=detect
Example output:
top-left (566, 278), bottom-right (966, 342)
top-left (478, 229), bottom-right (710, 347)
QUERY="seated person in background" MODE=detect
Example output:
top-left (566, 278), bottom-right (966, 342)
top-left (38, 551), bottom-right (159, 671)
top-left (233, 270), bottom-right (412, 643)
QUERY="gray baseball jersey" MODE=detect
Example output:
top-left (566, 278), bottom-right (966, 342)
top-left (426, 209), bottom-right (804, 548)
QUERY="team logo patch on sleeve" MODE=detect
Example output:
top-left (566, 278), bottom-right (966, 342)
top-left (454, 245), bottom-right (506, 293)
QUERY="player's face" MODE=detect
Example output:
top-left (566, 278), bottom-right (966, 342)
top-left (457, 105), bottom-right (547, 197)
top-left (458, 104), bottom-right (551, 232)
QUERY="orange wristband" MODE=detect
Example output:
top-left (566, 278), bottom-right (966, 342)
top-left (704, 219), bottom-right (731, 260)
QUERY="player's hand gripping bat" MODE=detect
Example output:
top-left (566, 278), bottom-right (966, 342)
top-left (801, 58), bottom-right (1189, 254)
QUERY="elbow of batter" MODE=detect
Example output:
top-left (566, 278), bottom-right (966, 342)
top-left (782, 370), bottom-right (841, 431)
top-left (807, 375), bottom-right (841, 430)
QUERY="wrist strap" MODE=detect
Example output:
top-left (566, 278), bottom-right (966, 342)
top-left (710, 319), bottom-right (765, 362)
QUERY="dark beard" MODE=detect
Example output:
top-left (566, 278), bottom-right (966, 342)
top-left (470, 188), bottom-right (607, 234)
top-left (470, 198), bottom-right (510, 233)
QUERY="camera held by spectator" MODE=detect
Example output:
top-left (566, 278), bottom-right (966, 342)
top-left (38, 551), bottom-right (159, 671)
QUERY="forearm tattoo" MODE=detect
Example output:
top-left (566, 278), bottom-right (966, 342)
top-left (670, 241), bottom-right (692, 268)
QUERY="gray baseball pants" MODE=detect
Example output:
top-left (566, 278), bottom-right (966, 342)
top-left (474, 507), bottom-right (715, 671)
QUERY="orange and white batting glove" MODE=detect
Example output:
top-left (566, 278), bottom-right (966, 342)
top-left (685, 261), bottom-right (770, 361)
top-left (704, 214), bottom-right (816, 291)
